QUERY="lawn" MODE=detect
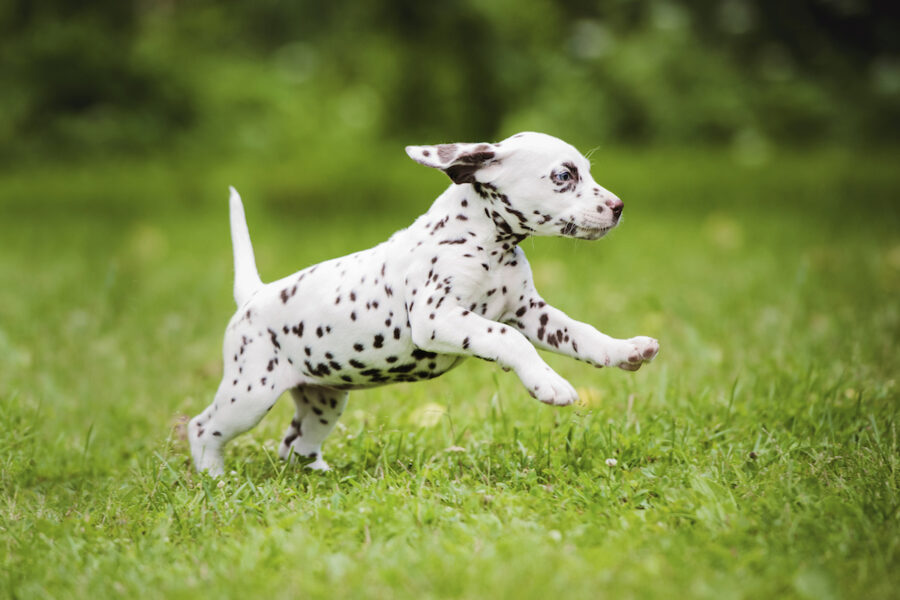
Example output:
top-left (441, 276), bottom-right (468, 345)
top-left (1, 146), bottom-right (898, 599)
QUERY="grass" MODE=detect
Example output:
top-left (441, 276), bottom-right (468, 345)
top-left (0, 145), bottom-right (898, 599)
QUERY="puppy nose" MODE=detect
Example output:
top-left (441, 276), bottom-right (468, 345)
top-left (605, 197), bottom-right (623, 221)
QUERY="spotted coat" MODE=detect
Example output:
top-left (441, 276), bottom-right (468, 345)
top-left (189, 132), bottom-right (659, 477)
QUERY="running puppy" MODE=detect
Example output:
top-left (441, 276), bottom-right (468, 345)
top-left (190, 132), bottom-right (659, 475)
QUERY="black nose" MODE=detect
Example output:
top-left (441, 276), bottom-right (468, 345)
top-left (606, 198), bottom-right (623, 221)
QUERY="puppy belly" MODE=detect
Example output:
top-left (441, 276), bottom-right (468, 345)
top-left (295, 347), bottom-right (466, 388)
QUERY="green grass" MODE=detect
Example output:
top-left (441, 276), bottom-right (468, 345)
top-left (1, 146), bottom-right (898, 599)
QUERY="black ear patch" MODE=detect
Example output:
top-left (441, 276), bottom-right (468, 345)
top-left (444, 150), bottom-right (496, 184)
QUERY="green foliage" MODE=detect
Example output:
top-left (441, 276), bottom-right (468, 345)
top-left (1, 1), bottom-right (897, 161)
top-left (0, 146), bottom-right (898, 598)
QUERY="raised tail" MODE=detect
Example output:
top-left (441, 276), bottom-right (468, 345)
top-left (229, 186), bottom-right (263, 307)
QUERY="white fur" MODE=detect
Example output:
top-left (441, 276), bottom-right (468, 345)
top-left (189, 132), bottom-right (659, 476)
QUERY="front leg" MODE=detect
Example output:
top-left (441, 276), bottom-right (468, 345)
top-left (409, 304), bottom-right (578, 406)
top-left (504, 295), bottom-right (659, 371)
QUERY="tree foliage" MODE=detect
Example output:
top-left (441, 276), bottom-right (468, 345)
top-left (0, 0), bottom-right (897, 159)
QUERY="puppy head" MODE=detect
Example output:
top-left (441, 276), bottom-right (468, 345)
top-left (406, 132), bottom-right (623, 240)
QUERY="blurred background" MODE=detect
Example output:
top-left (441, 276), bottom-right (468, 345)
top-left (1, 0), bottom-right (897, 165)
top-left (0, 0), bottom-right (897, 426)
top-left (2, 5), bottom-right (899, 596)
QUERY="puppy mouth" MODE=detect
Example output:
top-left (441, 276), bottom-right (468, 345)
top-left (556, 217), bottom-right (616, 240)
top-left (572, 217), bottom-right (615, 240)
top-left (579, 226), bottom-right (611, 240)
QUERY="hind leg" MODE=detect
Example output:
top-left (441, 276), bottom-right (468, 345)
top-left (190, 327), bottom-right (293, 476)
top-left (278, 386), bottom-right (347, 471)
top-left (277, 388), bottom-right (311, 462)
top-left (189, 377), bottom-right (285, 476)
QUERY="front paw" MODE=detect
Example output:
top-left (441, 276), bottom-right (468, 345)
top-left (614, 336), bottom-right (659, 371)
top-left (522, 366), bottom-right (579, 406)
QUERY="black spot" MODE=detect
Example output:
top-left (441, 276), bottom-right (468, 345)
top-left (516, 306), bottom-right (527, 317)
top-left (349, 359), bottom-right (366, 368)
top-left (373, 334), bottom-right (384, 348)
top-left (316, 326), bottom-right (324, 337)
top-left (268, 329), bottom-right (281, 350)
top-left (462, 337), bottom-right (470, 349)
top-left (393, 327), bottom-right (401, 339)
top-left (354, 343), bottom-right (365, 352)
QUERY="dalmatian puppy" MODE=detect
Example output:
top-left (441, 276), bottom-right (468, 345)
top-left (189, 132), bottom-right (659, 476)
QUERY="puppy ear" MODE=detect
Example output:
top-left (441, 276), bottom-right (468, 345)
top-left (405, 142), bottom-right (501, 184)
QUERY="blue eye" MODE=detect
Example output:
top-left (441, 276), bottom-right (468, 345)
top-left (552, 169), bottom-right (571, 182)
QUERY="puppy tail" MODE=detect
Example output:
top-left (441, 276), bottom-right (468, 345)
top-left (229, 186), bottom-right (263, 307)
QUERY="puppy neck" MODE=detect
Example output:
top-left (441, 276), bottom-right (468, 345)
top-left (422, 183), bottom-right (532, 249)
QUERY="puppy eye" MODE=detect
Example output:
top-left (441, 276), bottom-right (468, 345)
top-left (552, 169), bottom-right (572, 183)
